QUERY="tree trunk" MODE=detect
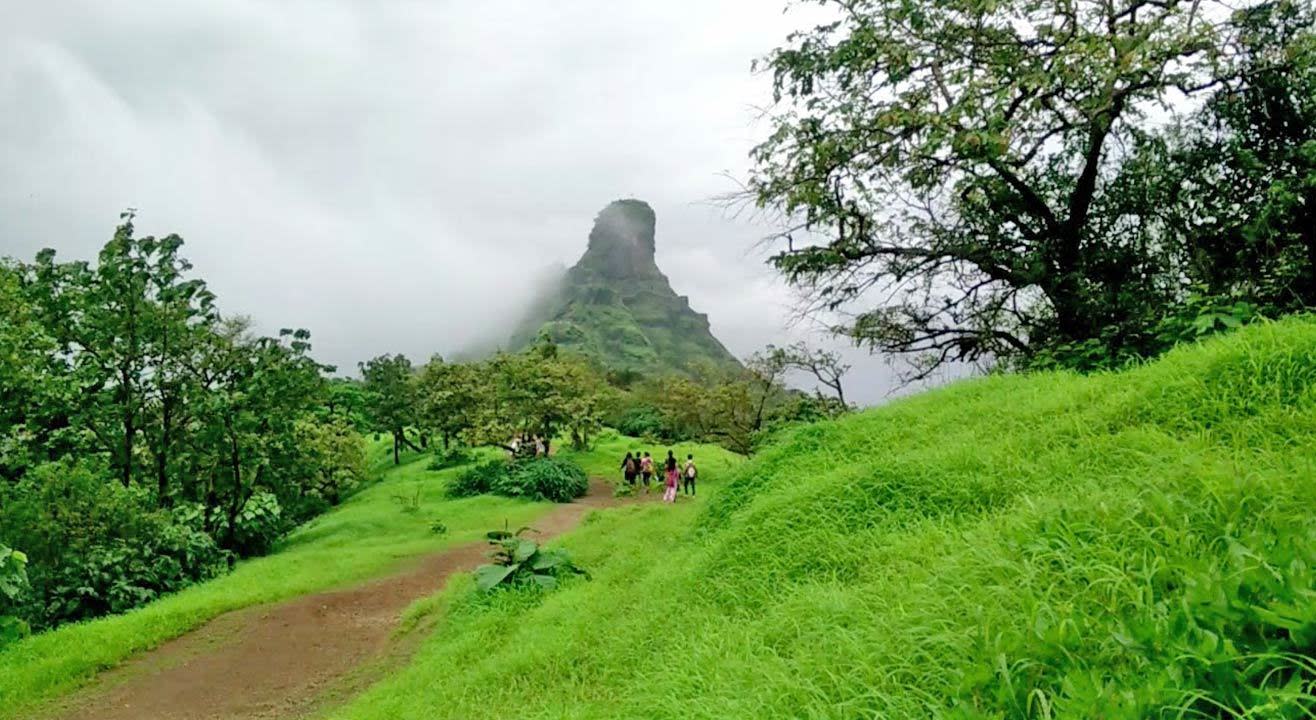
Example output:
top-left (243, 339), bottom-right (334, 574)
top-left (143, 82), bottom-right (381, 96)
top-left (122, 402), bottom-right (134, 488)
top-left (225, 422), bottom-right (243, 549)
top-left (156, 396), bottom-right (172, 506)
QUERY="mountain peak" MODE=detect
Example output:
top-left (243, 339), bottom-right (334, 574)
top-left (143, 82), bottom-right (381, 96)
top-left (582, 199), bottom-right (658, 279)
top-left (507, 199), bottom-right (740, 374)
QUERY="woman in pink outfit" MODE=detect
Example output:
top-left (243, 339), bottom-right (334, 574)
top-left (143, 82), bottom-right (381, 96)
top-left (662, 450), bottom-right (679, 503)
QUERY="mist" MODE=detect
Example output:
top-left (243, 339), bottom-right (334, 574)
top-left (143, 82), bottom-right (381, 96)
top-left (0, 1), bottom-right (955, 404)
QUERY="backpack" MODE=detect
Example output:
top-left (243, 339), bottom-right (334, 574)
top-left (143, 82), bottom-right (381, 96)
top-left (685, 463), bottom-right (697, 479)
top-left (625, 458), bottom-right (638, 474)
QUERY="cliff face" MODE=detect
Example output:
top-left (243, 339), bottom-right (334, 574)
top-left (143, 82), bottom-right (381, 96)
top-left (508, 199), bottom-right (740, 374)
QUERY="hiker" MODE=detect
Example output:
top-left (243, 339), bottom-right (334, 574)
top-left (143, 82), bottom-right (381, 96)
top-left (621, 452), bottom-right (638, 486)
top-left (682, 454), bottom-right (697, 496)
top-left (640, 452), bottom-right (655, 493)
top-left (663, 450), bottom-right (679, 503)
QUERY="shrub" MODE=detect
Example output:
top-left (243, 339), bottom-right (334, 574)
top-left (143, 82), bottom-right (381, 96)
top-left (493, 458), bottom-right (589, 503)
top-left (37, 523), bottom-right (228, 627)
top-left (221, 491), bottom-right (285, 557)
top-left (615, 405), bottom-right (667, 440)
top-left (0, 544), bottom-right (29, 647)
top-left (429, 520), bottom-right (448, 536)
top-left (448, 460), bottom-right (510, 498)
top-left (0, 460), bottom-right (232, 629)
top-left (474, 527), bottom-right (588, 592)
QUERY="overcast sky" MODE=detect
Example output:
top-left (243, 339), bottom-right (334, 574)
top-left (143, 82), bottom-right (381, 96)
top-left (0, 1), bottom-right (962, 405)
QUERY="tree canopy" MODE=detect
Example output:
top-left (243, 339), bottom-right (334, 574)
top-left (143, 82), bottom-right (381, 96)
top-left (750, 0), bottom-right (1314, 374)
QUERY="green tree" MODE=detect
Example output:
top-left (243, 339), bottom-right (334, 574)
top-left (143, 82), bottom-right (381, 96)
top-left (750, 0), bottom-right (1232, 374)
top-left (359, 354), bottom-right (419, 465)
top-left (1160, 1), bottom-right (1316, 309)
top-left (416, 357), bottom-right (480, 450)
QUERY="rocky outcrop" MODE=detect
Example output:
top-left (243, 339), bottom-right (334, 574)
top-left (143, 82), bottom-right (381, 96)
top-left (508, 199), bottom-right (740, 374)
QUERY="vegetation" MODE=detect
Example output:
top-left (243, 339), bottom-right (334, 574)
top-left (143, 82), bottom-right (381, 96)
top-left (474, 527), bottom-right (588, 592)
top-left (508, 199), bottom-right (741, 376)
top-left (359, 354), bottom-right (422, 465)
top-left (0, 216), bottom-right (367, 635)
top-left (633, 347), bottom-right (851, 454)
top-left (327, 319), bottom-right (1316, 719)
top-left (0, 448), bottom-right (564, 718)
top-left (750, 0), bottom-right (1316, 376)
top-left (449, 458), bottom-right (589, 504)
top-left (0, 546), bottom-right (28, 645)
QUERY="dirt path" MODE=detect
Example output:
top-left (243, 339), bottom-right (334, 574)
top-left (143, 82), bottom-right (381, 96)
top-left (47, 479), bottom-right (632, 720)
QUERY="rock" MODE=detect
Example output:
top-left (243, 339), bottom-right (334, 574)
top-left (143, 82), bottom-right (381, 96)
top-left (508, 199), bottom-right (740, 375)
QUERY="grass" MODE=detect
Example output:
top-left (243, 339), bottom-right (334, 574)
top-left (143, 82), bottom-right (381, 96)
top-left (0, 431), bottom-right (739, 719)
top-left (323, 318), bottom-right (1316, 719)
top-left (0, 446), bottom-right (551, 718)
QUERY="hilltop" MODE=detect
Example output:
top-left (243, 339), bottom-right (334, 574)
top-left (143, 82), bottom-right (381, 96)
top-left (508, 199), bottom-right (741, 375)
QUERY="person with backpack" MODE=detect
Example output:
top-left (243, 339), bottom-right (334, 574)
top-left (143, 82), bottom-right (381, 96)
top-left (621, 452), bottom-right (638, 486)
top-left (640, 452), bottom-right (655, 493)
top-left (663, 450), bottom-right (679, 503)
top-left (682, 454), bottom-right (697, 496)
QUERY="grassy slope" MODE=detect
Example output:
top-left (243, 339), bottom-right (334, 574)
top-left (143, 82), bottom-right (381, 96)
top-left (0, 444), bottom-right (550, 718)
top-left (329, 318), bottom-right (1316, 719)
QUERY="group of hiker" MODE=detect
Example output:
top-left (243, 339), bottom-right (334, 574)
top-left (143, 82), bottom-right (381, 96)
top-left (620, 450), bottom-right (696, 503)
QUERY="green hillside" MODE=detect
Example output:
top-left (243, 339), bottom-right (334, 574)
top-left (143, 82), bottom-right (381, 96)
top-left (509, 200), bottom-right (741, 375)
top-left (328, 318), bottom-right (1316, 719)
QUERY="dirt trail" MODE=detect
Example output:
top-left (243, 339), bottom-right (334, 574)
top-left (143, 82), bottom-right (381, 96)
top-left (47, 479), bottom-right (632, 720)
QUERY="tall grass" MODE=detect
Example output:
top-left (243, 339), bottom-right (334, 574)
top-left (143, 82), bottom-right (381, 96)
top-left (328, 318), bottom-right (1316, 719)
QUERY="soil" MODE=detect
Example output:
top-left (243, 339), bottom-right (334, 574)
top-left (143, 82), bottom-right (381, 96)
top-left (45, 479), bottom-right (633, 720)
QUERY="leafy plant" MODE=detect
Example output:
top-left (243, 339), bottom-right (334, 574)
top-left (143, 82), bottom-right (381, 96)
top-left (227, 491), bottom-right (284, 556)
top-left (0, 544), bottom-right (29, 646)
top-left (429, 520), bottom-right (448, 536)
top-left (473, 527), bottom-right (587, 592)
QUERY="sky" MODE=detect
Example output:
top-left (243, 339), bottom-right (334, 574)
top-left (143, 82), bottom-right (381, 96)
top-left (0, 1), bottom-right (961, 405)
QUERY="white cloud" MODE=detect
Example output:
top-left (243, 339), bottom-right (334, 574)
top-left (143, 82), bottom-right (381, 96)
top-left (0, 0), bottom-right (947, 404)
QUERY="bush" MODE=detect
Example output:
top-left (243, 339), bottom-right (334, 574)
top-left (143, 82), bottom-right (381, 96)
top-left (493, 458), bottom-right (589, 503)
top-left (448, 460), bottom-right (510, 498)
top-left (0, 461), bottom-right (231, 629)
top-left (0, 544), bottom-right (29, 647)
top-left (615, 405), bottom-right (667, 440)
top-left (37, 523), bottom-right (228, 628)
top-left (448, 457), bottom-right (589, 503)
top-left (227, 491), bottom-right (285, 557)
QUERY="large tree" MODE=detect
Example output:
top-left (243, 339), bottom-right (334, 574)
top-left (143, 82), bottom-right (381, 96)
top-left (1155, 0), bottom-right (1316, 309)
top-left (750, 0), bottom-right (1236, 375)
top-left (359, 354), bottom-right (420, 465)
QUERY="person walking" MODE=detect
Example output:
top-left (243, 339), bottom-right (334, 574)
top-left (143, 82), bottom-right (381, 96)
top-left (621, 452), bottom-right (638, 486)
top-left (663, 450), bottom-right (679, 503)
top-left (682, 454), bottom-right (697, 496)
top-left (640, 452), bottom-right (655, 494)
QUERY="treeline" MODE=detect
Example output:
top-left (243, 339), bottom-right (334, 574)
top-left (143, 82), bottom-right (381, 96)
top-left (0, 215), bottom-right (366, 636)
top-left (353, 340), bottom-right (853, 463)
